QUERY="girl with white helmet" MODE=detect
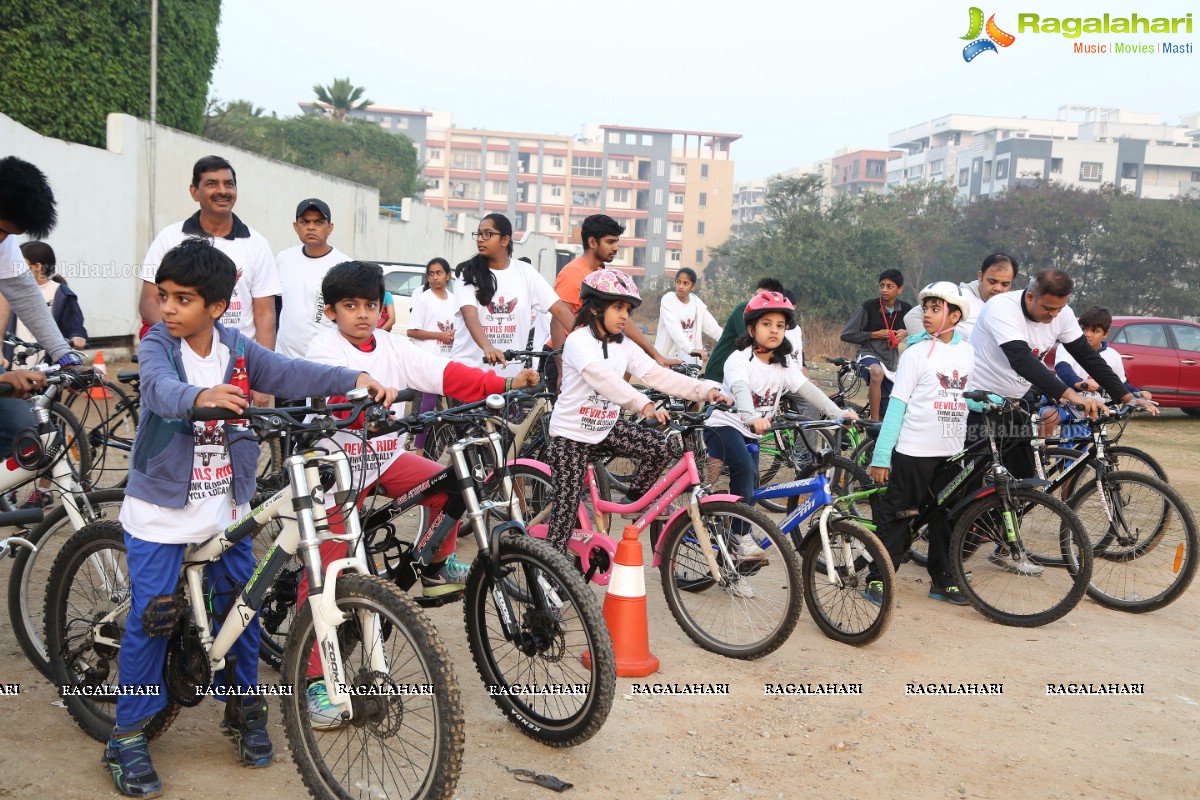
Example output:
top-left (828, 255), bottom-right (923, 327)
top-left (544, 268), bottom-right (729, 554)
top-left (706, 291), bottom-right (855, 560)
top-left (865, 281), bottom-right (976, 606)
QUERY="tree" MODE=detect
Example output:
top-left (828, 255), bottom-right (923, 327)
top-left (312, 78), bottom-right (373, 122)
top-left (0, 1), bottom-right (221, 147)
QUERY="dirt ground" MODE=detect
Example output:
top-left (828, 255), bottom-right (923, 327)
top-left (0, 396), bottom-right (1196, 800)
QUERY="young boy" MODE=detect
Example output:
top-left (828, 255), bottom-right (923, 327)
top-left (300, 260), bottom-right (538, 728)
top-left (1054, 305), bottom-right (1151, 406)
top-left (110, 238), bottom-right (394, 798)
top-left (866, 282), bottom-right (975, 606)
top-left (840, 269), bottom-right (912, 421)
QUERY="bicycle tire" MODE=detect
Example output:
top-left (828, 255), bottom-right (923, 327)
top-left (658, 500), bottom-right (803, 659)
top-left (252, 511), bottom-right (296, 671)
top-left (64, 381), bottom-right (137, 491)
top-left (44, 520), bottom-right (179, 742)
top-left (463, 533), bottom-right (615, 747)
top-left (950, 489), bottom-right (1092, 627)
top-left (7, 488), bottom-right (126, 680)
top-left (1066, 471), bottom-right (1197, 613)
top-left (280, 574), bottom-right (464, 800)
top-left (799, 517), bottom-right (894, 646)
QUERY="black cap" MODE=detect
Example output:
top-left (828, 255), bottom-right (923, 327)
top-left (295, 198), bottom-right (331, 221)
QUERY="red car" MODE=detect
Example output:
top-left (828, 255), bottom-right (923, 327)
top-left (1107, 316), bottom-right (1200, 416)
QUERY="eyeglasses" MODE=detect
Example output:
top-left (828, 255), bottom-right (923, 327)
top-left (471, 230), bottom-right (500, 241)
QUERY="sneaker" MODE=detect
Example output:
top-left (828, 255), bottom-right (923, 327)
top-left (306, 680), bottom-right (344, 730)
top-left (988, 546), bottom-right (1045, 576)
top-left (728, 577), bottom-right (757, 599)
top-left (443, 554), bottom-right (471, 583)
top-left (420, 560), bottom-right (467, 598)
top-left (928, 585), bottom-right (970, 606)
top-left (104, 732), bottom-right (162, 798)
top-left (863, 580), bottom-right (885, 606)
top-left (735, 535), bottom-right (769, 562)
top-left (20, 489), bottom-right (53, 509)
top-left (220, 698), bottom-right (275, 767)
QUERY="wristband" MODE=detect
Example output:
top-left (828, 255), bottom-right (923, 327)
top-left (504, 377), bottom-right (514, 391)
top-left (57, 351), bottom-right (84, 368)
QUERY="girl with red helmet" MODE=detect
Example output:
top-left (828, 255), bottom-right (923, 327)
top-left (706, 291), bottom-right (854, 559)
top-left (544, 269), bottom-right (729, 554)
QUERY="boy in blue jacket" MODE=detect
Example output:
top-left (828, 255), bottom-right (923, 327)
top-left (108, 238), bottom-right (393, 798)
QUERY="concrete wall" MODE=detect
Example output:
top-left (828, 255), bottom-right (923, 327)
top-left (1, 112), bottom-right (559, 341)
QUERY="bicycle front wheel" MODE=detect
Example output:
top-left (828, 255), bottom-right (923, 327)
top-left (800, 518), bottom-right (894, 646)
top-left (281, 574), bottom-right (463, 800)
top-left (464, 533), bottom-right (615, 747)
top-left (8, 488), bottom-right (126, 680)
top-left (658, 500), bottom-right (803, 659)
top-left (1067, 471), bottom-right (1197, 613)
top-left (64, 381), bottom-right (137, 491)
top-left (951, 489), bottom-right (1092, 627)
top-left (44, 520), bottom-right (178, 742)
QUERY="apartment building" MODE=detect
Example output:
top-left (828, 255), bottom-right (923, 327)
top-left (830, 148), bottom-right (899, 196)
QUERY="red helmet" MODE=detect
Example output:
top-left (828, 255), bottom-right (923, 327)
top-left (580, 268), bottom-right (642, 309)
top-left (743, 291), bottom-right (795, 328)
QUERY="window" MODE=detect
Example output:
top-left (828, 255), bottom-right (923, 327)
top-left (656, 160), bottom-right (666, 178)
top-left (653, 217), bottom-right (663, 235)
top-left (866, 160), bottom-right (886, 179)
top-left (608, 131), bottom-right (620, 144)
top-left (572, 189), bottom-right (601, 207)
top-left (1121, 163), bottom-right (1139, 180)
top-left (698, 192), bottom-right (707, 208)
top-left (1080, 162), bottom-right (1103, 182)
top-left (451, 151), bottom-right (480, 170)
top-left (428, 148), bottom-right (443, 161)
top-left (611, 188), bottom-right (629, 203)
top-left (929, 159), bottom-right (944, 177)
top-left (996, 159), bottom-right (1009, 180)
top-left (983, 161), bottom-right (992, 182)
top-left (572, 156), bottom-right (603, 177)
top-left (697, 221), bottom-right (706, 236)
top-left (427, 178), bottom-right (441, 191)
top-left (1192, 170), bottom-right (1200, 182)
top-left (549, 214), bottom-right (562, 230)
top-left (672, 192), bottom-right (685, 205)
top-left (1169, 324), bottom-right (1200, 353)
top-left (651, 246), bottom-right (660, 263)
top-left (397, 117), bottom-right (408, 129)
top-left (695, 249), bottom-right (705, 264)
top-left (552, 157), bottom-right (564, 169)
top-left (379, 120), bottom-right (390, 130)
top-left (674, 163), bottom-right (687, 178)
top-left (1113, 324), bottom-right (1168, 348)
top-left (625, 132), bottom-right (637, 145)
top-left (671, 221), bottom-right (683, 234)
top-left (550, 185), bottom-right (563, 198)
top-left (1051, 158), bottom-right (1063, 174)
top-left (610, 159), bottom-right (632, 176)
top-left (493, 151), bottom-right (510, 167)
top-left (654, 188), bottom-right (663, 206)
top-left (449, 181), bottom-right (479, 200)
top-left (670, 250), bottom-right (682, 262)
top-left (958, 168), bottom-right (969, 186)
top-left (514, 212), bottom-right (526, 231)
top-left (700, 164), bottom-right (709, 179)
top-left (491, 181), bottom-right (508, 197)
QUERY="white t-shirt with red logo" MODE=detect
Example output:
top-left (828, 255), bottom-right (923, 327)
top-left (707, 348), bottom-right (813, 440)
top-left (891, 336), bottom-right (976, 458)
top-left (450, 260), bottom-right (559, 377)
top-left (274, 244), bottom-right (349, 358)
top-left (119, 339), bottom-right (249, 544)
top-left (550, 328), bottom-right (656, 444)
top-left (408, 288), bottom-right (457, 356)
top-left (967, 290), bottom-right (1082, 398)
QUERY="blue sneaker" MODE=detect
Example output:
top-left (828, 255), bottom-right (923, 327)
top-left (863, 580), bottom-right (885, 607)
top-left (306, 680), bottom-right (344, 730)
top-left (928, 584), bottom-right (970, 606)
top-left (220, 698), bottom-right (275, 767)
top-left (104, 731), bottom-right (162, 798)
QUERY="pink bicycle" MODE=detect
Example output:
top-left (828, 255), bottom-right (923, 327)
top-left (509, 405), bottom-right (803, 660)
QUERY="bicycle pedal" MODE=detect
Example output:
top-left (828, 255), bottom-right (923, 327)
top-left (142, 592), bottom-right (185, 637)
top-left (415, 592), bottom-right (465, 609)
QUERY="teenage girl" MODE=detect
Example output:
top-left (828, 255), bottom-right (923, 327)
top-left (407, 257), bottom-right (455, 452)
top-left (545, 269), bottom-right (729, 554)
top-left (654, 267), bottom-right (723, 366)
top-left (705, 292), bottom-right (855, 557)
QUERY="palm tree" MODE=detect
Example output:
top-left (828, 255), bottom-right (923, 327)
top-left (312, 78), bottom-right (373, 122)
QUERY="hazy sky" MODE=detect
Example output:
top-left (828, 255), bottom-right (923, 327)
top-left (210, 0), bottom-right (1199, 181)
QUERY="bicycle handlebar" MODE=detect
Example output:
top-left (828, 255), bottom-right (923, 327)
top-left (367, 384), bottom-right (545, 437)
top-left (0, 508), bottom-right (45, 529)
top-left (186, 388), bottom-right (415, 436)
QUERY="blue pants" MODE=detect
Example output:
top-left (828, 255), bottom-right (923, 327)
top-left (0, 366), bottom-right (37, 459)
top-left (704, 425), bottom-right (760, 505)
top-left (115, 531), bottom-right (259, 729)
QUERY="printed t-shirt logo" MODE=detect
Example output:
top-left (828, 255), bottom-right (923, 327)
top-left (937, 370), bottom-right (969, 391)
top-left (487, 296), bottom-right (518, 317)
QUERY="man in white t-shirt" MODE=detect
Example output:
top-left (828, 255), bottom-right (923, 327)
top-left (138, 156), bottom-right (281, 404)
top-left (274, 198), bottom-right (348, 359)
top-left (966, 269), bottom-right (1156, 479)
top-left (902, 252), bottom-right (1018, 340)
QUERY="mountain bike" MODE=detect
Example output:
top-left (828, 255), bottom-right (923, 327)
top-left (510, 403), bottom-right (803, 660)
top-left (43, 391), bottom-right (464, 800)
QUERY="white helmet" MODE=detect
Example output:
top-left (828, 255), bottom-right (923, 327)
top-left (918, 281), bottom-right (971, 324)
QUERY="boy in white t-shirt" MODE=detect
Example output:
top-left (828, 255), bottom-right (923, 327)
top-left (109, 239), bottom-right (391, 798)
top-left (1054, 305), bottom-right (1149, 403)
top-left (274, 198), bottom-right (349, 359)
top-left (867, 282), bottom-right (975, 607)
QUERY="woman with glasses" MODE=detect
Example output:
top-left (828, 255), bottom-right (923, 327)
top-left (451, 213), bottom-right (573, 378)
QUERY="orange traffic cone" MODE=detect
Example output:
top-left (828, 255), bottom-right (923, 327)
top-left (583, 525), bottom-right (659, 677)
top-left (87, 351), bottom-right (113, 400)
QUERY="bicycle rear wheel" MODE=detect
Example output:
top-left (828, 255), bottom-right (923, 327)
top-left (63, 381), bottom-right (137, 491)
top-left (280, 574), bottom-right (464, 800)
top-left (1067, 471), bottom-right (1197, 613)
top-left (464, 533), bottom-right (615, 747)
top-left (7, 488), bottom-right (126, 680)
top-left (658, 500), bottom-right (803, 659)
top-left (951, 489), bottom-right (1092, 627)
top-left (799, 518), bottom-right (894, 646)
top-left (44, 520), bottom-right (178, 742)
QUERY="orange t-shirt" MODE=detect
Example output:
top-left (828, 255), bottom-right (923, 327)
top-left (554, 257), bottom-right (595, 313)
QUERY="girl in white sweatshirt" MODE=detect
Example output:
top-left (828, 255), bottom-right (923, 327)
top-left (654, 267), bottom-right (723, 366)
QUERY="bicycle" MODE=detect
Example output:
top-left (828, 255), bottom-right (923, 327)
top-left (43, 390), bottom-right (465, 800)
top-left (356, 386), bottom-right (616, 747)
top-left (510, 403), bottom-right (804, 660)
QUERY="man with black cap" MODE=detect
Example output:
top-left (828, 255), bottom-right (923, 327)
top-left (275, 198), bottom-right (350, 359)
top-left (138, 156), bottom-right (281, 378)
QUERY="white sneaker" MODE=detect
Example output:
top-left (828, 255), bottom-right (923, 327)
top-left (728, 577), bottom-right (757, 599)
top-left (988, 546), bottom-right (1045, 576)
top-left (735, 535), bottom-right (768, 561)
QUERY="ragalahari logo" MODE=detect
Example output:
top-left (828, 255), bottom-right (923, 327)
top-left (961, 7), bottom-right (1016, 61)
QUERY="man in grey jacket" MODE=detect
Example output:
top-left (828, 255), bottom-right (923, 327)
top-left (0, 157), bottom-right (80, 459)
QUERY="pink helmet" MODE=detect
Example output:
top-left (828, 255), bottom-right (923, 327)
top-left (580, 268), bottom-right (642, 309)
top-left (743, 291), bottom-right (795, 328)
